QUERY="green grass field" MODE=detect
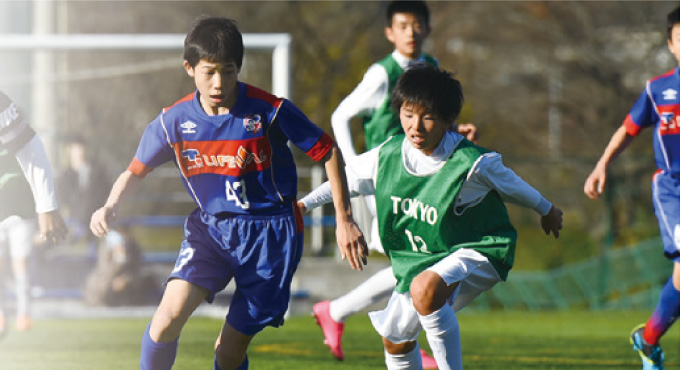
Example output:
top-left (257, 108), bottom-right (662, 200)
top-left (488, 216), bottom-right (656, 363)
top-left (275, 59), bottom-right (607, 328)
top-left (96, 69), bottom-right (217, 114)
top-left (0, 310), bottom-right (675, 369)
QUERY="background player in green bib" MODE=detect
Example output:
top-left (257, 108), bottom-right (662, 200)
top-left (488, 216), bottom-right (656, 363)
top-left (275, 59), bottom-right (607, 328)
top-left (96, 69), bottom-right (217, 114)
top-left (315, 2), bottom-right (475, 367)
top-left (300, 63), bottom-right (563, 370)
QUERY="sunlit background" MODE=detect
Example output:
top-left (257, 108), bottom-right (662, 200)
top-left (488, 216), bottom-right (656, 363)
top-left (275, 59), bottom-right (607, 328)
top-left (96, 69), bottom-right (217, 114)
top-left (0, 0), bottom-right (678, 314)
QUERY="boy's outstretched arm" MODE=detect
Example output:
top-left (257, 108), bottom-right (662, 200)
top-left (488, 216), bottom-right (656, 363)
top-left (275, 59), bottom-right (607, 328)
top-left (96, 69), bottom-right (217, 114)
top-left (584, 125), bottom-right (634, 200)
top-left (322, 145), bottom-right (368, 271)
top-left (540, 205), bottom-right (563, 239)
top-left (90, 170), bottom-right (142, 237)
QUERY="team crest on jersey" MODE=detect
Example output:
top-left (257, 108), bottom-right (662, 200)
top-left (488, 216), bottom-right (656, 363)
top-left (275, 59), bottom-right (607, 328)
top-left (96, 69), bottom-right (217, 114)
top-left (243, 115), bottom-right (262, 134)
top-left (181, 120), bottom-right (197, 134)
top-left (663, 88), bottom-right (678, 101)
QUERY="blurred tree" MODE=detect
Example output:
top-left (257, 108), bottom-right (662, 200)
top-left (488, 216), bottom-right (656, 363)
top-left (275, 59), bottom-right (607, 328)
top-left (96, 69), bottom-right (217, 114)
top-left (26, 0), bottom-right (679, 267)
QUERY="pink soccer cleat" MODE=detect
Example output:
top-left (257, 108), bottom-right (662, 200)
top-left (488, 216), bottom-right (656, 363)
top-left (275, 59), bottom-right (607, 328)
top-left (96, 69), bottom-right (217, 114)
top-left (312, 300), bottom-right (345, 361)
top-left (420, 348), bottom-right (439, 369)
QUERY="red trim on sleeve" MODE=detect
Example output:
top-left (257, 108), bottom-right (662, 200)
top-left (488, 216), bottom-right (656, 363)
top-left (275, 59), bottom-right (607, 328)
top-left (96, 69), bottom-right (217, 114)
top-left (306, 133), bottom-right (335, 162)
top-left (245, 84), bottom-right (283, 108)
top-left (127, 157), bottom-right (154, 178)
top-left (623, 114), bottom-right (642, 137)
top-left (293, 199), bottom-right (304, 232)
top-left (163, 92), bottom-right (195, 113)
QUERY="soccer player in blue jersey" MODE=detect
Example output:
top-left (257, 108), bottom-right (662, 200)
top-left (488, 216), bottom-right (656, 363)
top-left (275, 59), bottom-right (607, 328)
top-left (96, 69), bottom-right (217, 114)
top-left (584, 7), bottom-right (680, 370)
top-left (301, 63), bottom-right (563, 370)
top-left (89, 17), bottom-right (367, 370)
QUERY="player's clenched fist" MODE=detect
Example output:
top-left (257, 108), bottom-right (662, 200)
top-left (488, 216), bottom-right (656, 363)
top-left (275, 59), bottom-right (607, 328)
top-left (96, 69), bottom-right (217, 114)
top-left (90, 206), bottom-right (117, 237)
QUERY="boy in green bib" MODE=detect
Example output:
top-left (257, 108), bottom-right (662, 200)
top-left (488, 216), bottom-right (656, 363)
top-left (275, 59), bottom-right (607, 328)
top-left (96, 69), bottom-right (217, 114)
top-left (316, 3), bottom-right (475, 367)
top-left (300, 63), bottom-right (563, 370)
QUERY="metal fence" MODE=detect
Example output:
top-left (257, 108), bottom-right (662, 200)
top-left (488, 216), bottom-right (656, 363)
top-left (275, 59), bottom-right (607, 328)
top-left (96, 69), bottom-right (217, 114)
top-left (472, 237), bottom-right (670, 311)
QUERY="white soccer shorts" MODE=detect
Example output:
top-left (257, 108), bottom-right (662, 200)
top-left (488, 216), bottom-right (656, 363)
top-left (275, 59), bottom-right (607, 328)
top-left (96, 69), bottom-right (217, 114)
top-left (0, 215), bottom-right (36, 259)
top-left (369, 248), bottom-right (501, 343)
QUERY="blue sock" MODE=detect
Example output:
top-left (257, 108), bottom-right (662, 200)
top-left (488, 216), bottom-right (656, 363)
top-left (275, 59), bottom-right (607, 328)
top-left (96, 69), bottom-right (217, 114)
top-left (213, 355), bottom-right (248, 370)
top-left (645, 277), bottom-right (680, 345)
top-left (140, 323), bottom-right (179, 370)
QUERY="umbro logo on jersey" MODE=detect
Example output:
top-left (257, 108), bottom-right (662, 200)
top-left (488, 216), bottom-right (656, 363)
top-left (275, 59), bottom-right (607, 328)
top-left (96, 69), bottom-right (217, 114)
top-left (243, 115), bottom-right (262, 134)
top-left (663, 88), bottom-right (678, 100)
top-left (181, 121), bottom-right (197, 134)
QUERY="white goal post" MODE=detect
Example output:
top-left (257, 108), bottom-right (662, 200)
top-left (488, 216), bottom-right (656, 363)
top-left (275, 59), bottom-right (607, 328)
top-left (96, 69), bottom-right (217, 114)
top-left (0, 33), bottom-right (327, 252)
top-left (0, 33), bottom-right (291, 98)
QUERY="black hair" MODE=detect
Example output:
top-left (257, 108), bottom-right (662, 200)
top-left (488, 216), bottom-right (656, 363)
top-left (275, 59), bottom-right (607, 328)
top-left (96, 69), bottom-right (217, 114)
top-left (386, 1), bottom-right (430, 27)
top-left (391, 63), bottom-right (463, 123)
top-left (668, 7), bottom-right (680, 39)
top-left (184, 17), bottom-right (244, 69)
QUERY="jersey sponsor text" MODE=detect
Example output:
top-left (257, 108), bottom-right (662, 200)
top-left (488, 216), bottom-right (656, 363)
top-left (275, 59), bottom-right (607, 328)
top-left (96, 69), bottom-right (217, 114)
top-left (390, 195), bottom-right (438, 225)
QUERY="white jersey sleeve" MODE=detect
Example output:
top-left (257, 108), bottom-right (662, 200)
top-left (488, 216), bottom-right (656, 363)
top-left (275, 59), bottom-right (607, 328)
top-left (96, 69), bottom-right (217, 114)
top-left (331, 64), bottom-right (389, 158)
top-left (300, 148), bottom-right (380, 211)
top-left (457, 152), bottom-right (552, 216)
top-left (15, 134), bottom-right (59, 213)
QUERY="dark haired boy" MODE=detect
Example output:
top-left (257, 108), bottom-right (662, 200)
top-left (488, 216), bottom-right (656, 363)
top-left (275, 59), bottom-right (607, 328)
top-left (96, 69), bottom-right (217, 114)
top-left (90, 17), bottom-right (366, 370)
top-left (0, 90), bottom-right (67, 335)
top-left (302, 63), bottom-right (562, 370)
top-left (314, 2), bottom-right (475, 367)
top-left (585, 6), bottom-right (680, 370)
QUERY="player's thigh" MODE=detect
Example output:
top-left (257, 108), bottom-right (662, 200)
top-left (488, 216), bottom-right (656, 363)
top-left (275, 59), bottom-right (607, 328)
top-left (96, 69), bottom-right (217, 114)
top-left (672, 262), bottom-right (680, 290)
top-left (151, 279), bottom-right (209, 339)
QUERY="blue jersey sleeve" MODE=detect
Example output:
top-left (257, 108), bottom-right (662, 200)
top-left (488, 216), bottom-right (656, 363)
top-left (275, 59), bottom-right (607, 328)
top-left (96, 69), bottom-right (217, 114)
top-left (275, 100), bottom-right (334, 161)
top-left (129, 114), bottom-right (175, 175)
top-left (626, 88), bottom-right (657, 135)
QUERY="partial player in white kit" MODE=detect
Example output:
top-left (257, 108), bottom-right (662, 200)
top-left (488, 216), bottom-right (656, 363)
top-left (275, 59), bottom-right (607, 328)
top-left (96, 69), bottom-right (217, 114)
top-left (0, 90), bottom-right (67, 335)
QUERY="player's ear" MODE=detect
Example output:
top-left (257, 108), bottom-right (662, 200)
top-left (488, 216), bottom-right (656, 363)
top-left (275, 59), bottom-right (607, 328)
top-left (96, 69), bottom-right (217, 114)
top-left (183, 60), bottom-right (195, 77)
top-left (385, 26), bottom-right (395, 44)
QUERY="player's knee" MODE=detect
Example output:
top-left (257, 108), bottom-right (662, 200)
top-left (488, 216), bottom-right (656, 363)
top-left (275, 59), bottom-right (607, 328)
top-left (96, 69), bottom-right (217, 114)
top-left (382, 337), bottom-right (417, 355)
top-left (410, 271), bottom-right (441, 315)
top-left (410, 271), bottom-right (442, 315)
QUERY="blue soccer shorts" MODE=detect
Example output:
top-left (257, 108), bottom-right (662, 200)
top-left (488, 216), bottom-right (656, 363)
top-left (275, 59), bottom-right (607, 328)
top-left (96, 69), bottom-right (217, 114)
top-left (168, 205), bottom-right (304, 335)
top-left (652, 171), bottom-right (680, 262)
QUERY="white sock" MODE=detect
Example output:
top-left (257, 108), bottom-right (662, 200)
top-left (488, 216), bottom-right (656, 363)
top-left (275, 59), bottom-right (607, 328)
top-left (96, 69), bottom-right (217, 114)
top-left (385, 342), bottom-right (422, 370)
top-left (15, 274), bottom-right (29, 317)
top-left (418, 305), bottom-right (462, 370)
top-left (330, 266), bottom-right (396, 322)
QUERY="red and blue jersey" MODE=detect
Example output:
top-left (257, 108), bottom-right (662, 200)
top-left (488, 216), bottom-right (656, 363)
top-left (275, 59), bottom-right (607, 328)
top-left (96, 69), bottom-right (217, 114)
top-left (128, 82), bottom-right (334, 216)
top-left (624, 67), bottom-right (680, 175)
